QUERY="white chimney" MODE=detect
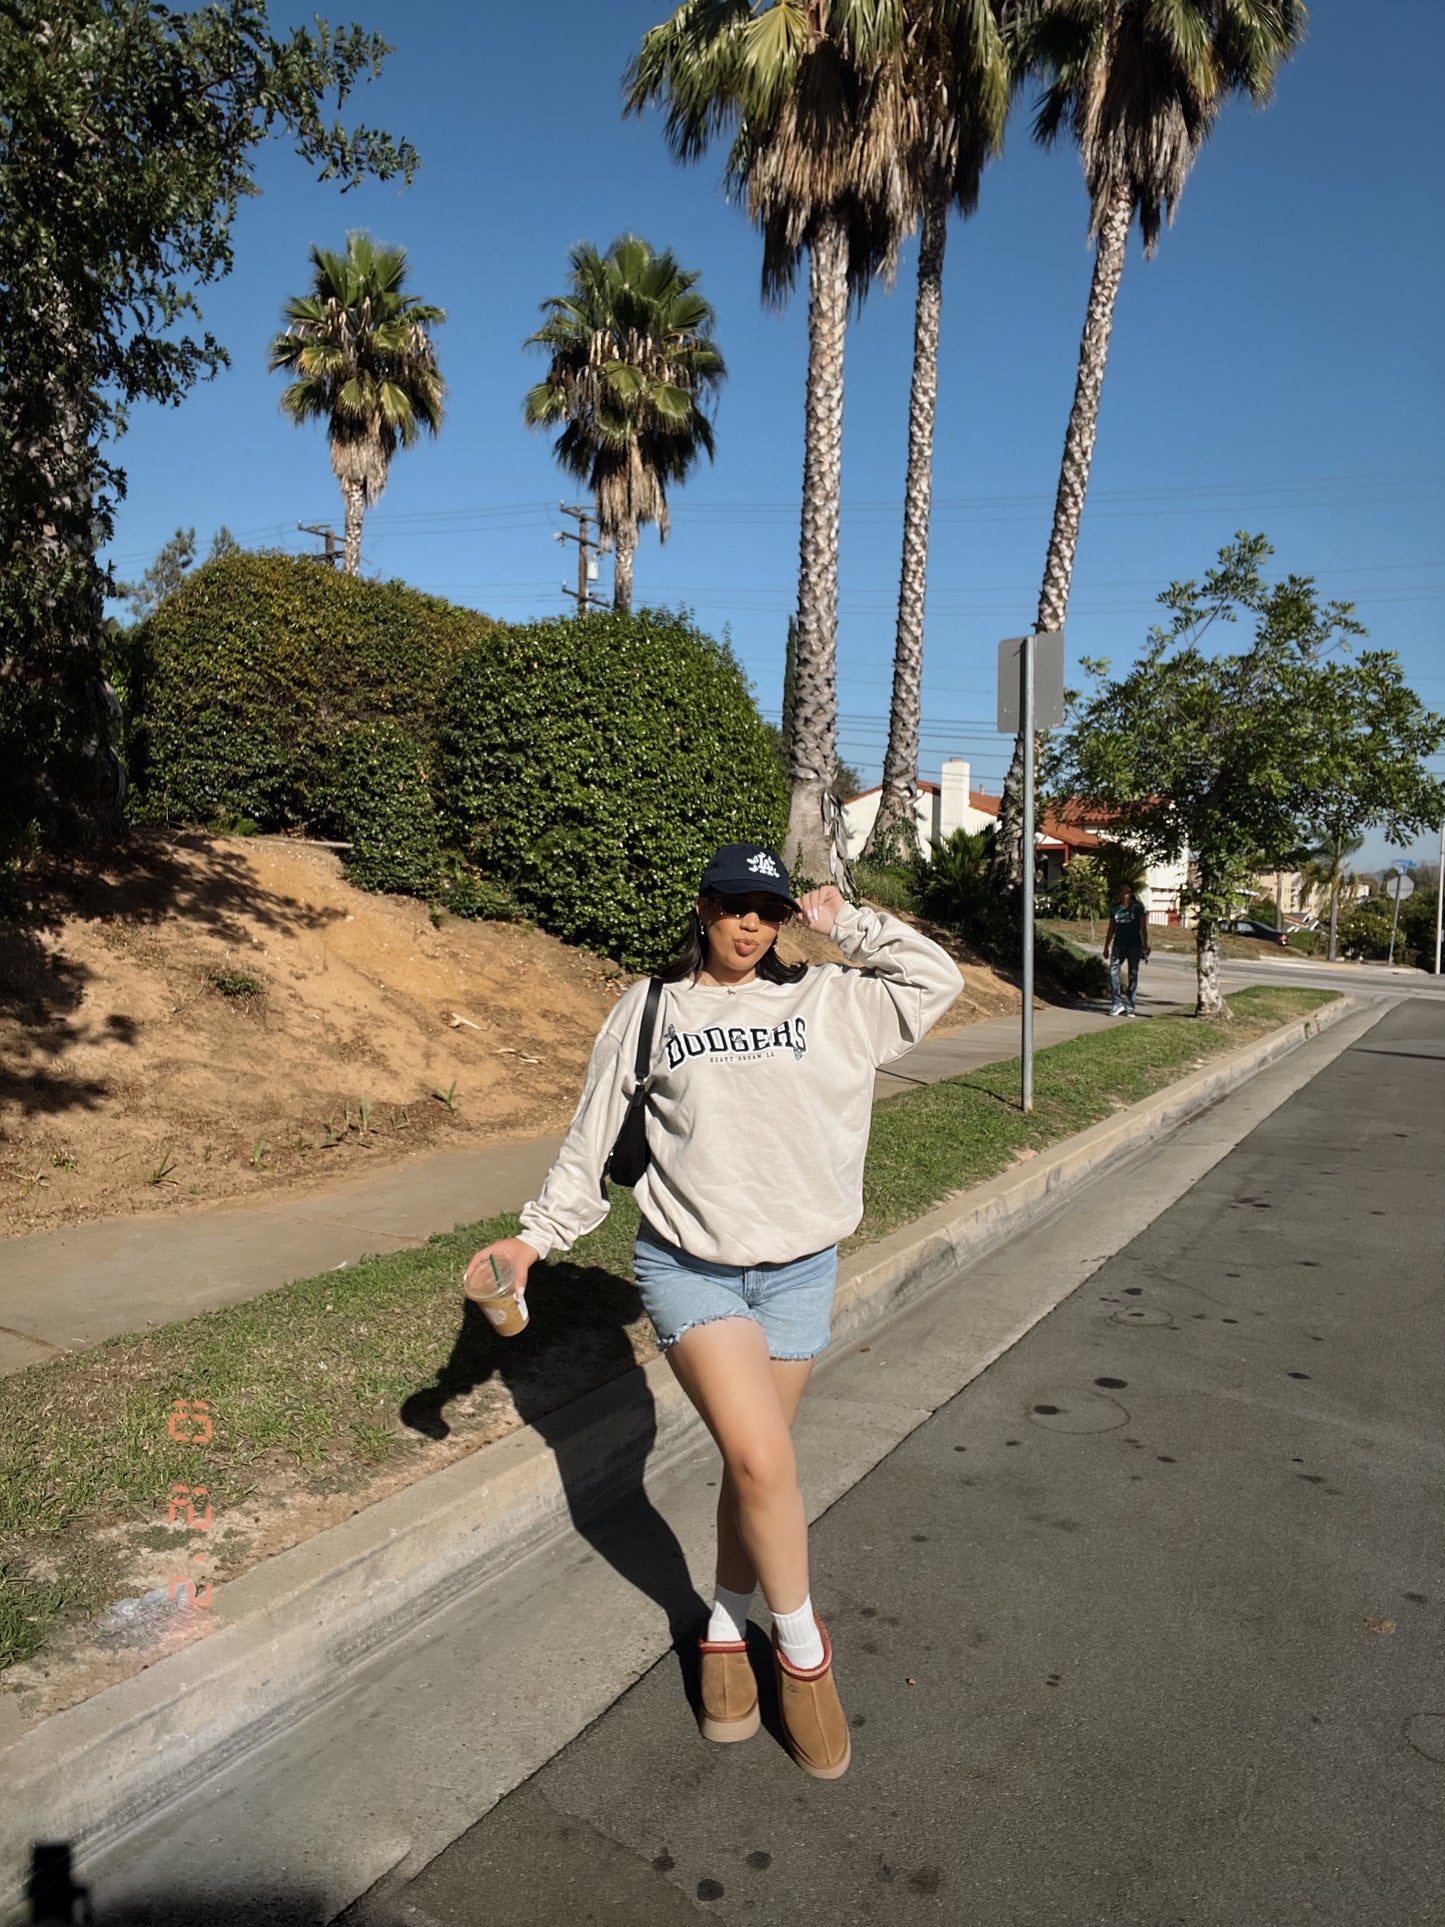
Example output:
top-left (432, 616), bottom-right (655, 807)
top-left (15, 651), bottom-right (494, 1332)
top-left (939, 758), bottom-right (970, 839)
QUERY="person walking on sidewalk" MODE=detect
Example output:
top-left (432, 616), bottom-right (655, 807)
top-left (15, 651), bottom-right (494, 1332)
top-left (466, 842), bottom-right (962, 1780)
top-left (1103, 881), bottom-right (1151, 1015)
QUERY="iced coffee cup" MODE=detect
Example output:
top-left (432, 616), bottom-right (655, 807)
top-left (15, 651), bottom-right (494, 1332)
top-left (465, 1252), bottom-right (529, 1337)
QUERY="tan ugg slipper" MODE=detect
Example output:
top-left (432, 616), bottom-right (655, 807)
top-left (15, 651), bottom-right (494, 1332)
top-left (698, 1636), bottom-right (760, 1743)
top-left (772, 1613), bottom-right (851, 1779)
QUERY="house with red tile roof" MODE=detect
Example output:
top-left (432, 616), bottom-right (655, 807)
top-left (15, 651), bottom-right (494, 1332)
top-left (843, 759), bottom-right (1189, 924)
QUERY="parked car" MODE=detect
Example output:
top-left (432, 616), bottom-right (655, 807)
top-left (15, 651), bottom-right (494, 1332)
top-left (1219, 918), bottom-right (1291, 946)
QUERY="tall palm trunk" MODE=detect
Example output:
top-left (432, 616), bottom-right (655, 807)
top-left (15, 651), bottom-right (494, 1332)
top-left (863, 184), bottom-right (948, 867)
top-left (786, 211), bottom-right (850, 888)
top-left (341, 480), bottom-right (366, 575)
top-left (994, 177), bottom-right (1133, 887)
top-left (613, 525), bottom-right (636, 615)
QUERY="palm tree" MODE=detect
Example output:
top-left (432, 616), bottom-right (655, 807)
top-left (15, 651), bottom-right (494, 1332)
top-left (626, 1), bottom-right (907, 886)
top-left (524, 235), bottom-right (725, 615)
top-left (1301, 823), bottom-right (1365, 962)
top-left (862, 0), bottom-right (1015, 864)
top-left (268, 232), bottom-right (445, 576)
top-left (991, 0), bottom-right (1307, 886)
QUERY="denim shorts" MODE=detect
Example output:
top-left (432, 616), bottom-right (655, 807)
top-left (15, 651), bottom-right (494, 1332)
top-left (632, 1218), bottom-right (838, 1361)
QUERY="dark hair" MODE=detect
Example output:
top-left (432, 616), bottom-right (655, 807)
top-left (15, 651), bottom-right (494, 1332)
top-left (656, 892), bottom-right (808, 985)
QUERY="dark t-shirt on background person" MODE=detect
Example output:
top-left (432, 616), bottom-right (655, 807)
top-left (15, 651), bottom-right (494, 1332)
top-left (1108, 900), bottom-right (1150, 957)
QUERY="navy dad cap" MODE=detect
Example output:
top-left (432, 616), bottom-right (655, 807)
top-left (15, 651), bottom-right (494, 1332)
top-left (698, 843), bottom-right (802, 913)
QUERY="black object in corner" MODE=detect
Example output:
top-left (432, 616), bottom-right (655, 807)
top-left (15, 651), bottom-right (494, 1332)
top-left (604, 977), bottom-right (663, 1188)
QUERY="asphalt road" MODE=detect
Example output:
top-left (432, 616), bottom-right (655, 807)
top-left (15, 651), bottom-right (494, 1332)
top-left (374, 996), bottom-right (1444, 1927)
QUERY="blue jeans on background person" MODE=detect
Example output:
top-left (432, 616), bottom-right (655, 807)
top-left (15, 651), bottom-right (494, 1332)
top-left (1109, 952), bottom-right (1140, 1013)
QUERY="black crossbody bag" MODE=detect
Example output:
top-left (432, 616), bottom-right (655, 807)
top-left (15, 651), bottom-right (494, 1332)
top-left (603, 977), bottom-right (663, 1189)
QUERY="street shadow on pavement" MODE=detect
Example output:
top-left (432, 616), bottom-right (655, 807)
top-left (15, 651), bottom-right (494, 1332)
top-left (397, 1263), bottom-right (708, 1702)
top-left (15, 1839), bottom-right (336, 1925)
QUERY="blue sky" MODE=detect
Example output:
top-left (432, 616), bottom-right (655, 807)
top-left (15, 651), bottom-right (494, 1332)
top-left (104, 0), bottom-right (1445, 870)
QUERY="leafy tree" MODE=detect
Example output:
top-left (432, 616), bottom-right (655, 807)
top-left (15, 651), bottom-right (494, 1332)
top-left (864, 0), bottom-right (1013, 865)
top-left (626, 1), bottom-right (907, 887)
top-left (524, 235), bottom-right (724, 616)
top-left (114, 529), bottom-right (198, 625)
top-left (834, 754), bottom-right (863, 801)
top-left (269, 231), bottom-right (445, 575)
top-left (1339, 894), bottom-right (1422, 969)
top-left (992, 0), bottom-right (1307, 887)
top-left (112, 524), bottom-right (246, 626)
top-left (0, 0), bottom-right (417, 851)
top-left (1053, 534), bottom-right (1445, 1017)
top-left (1047, 852), bottom-right (1107, 931)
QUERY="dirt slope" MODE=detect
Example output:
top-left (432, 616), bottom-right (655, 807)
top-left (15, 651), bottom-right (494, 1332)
top-left (1, 832), bottom-right (1019, 1236)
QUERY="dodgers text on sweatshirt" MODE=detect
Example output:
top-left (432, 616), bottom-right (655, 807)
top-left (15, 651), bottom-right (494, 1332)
top-left (517, 902), bottom-right (963, 1267)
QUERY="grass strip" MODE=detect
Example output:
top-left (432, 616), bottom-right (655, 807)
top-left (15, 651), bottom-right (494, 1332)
top-left (855, 984), bottom-right (1333, 1247)
top-left (0, 985), bottom-right (1336, 1673)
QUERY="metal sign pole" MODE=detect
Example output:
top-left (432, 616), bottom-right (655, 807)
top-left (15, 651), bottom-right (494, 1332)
top-left (1436, 821), bottom-right (1444, 976)
top-left (1388, 867), bottom-right (1403, 965)
top-left (1021, 635), bottom-right (1035, 1114)
top-left (997, 628), bottom-right (1062, 1116)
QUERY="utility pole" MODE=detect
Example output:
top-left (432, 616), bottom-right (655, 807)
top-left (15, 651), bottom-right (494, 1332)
top-left (297, 522), bottom-right (338, 568)
top-left (555, 503), bottom-right (602, 613)
top-left (1435, 820), bottom-right (1444, 976)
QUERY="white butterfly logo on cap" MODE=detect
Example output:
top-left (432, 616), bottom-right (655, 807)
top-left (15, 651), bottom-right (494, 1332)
top-left (747, 853), bottom-right (781, 878)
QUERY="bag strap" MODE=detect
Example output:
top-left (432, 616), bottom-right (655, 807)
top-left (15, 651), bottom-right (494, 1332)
top-left (633, 977), bottom-right (663, 1086)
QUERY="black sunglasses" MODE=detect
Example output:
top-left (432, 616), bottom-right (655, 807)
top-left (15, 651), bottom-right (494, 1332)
top-left (710, 893), bottom-right (792, 924)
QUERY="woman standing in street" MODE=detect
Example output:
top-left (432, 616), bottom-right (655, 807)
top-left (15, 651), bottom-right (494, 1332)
top-left (467, 842), bottom-right (962, 1778)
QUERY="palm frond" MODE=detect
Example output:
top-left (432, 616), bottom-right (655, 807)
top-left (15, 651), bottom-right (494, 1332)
top-left (267, 229), bottom-right (446, 511)
top-left (523, 232), bottom-right (724, 551)
top-left (1018, 0), bottom-right (1305, 251)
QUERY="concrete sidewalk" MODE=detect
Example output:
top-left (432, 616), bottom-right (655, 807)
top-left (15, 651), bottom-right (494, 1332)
top-left (0, 998), bottom-right (1164, 1375)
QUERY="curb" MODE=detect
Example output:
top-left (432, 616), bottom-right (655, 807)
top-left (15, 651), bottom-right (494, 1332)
top-left (0, 994), bottom-right (1356, 1901)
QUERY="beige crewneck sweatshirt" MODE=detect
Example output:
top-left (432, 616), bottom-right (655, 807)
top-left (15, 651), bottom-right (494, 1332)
top-left (517, 902), bottom-right (963, 1267)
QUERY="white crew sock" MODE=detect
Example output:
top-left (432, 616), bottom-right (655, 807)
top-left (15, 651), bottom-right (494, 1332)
top-left (706, 1583), bottom-right (754, 1644)
top-left (772, 1595), bottom-right (825, 1670)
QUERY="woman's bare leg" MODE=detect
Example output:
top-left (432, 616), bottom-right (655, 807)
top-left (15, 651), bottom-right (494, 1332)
top-left (665, 1317), bottom-right (813, 1613)
top-left (714, 1356), bottom-right (813, 1595)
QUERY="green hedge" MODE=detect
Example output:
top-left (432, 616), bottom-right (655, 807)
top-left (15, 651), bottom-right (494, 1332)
top-left (439, 608), bottom-right (787, 968)
top-left (130, 554), bottom-right (493, 829)
top-left (321, 719), bottom-right (442, 897)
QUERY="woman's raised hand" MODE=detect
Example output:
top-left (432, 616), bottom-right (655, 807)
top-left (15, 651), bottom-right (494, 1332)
top-left (796, 885), bottom-right (845, 936)
top-left (463, 1237), bottom-right (540, 1303)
